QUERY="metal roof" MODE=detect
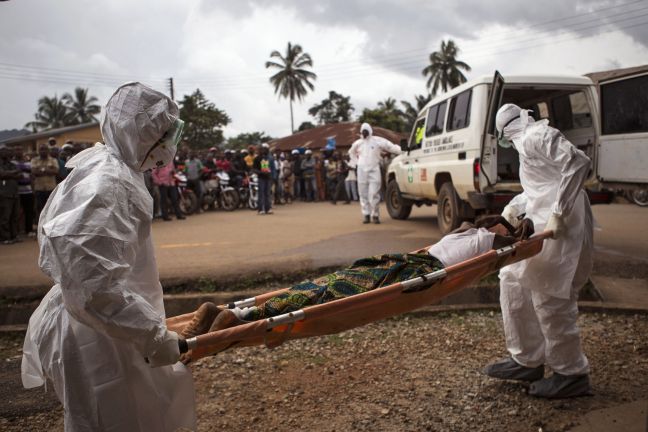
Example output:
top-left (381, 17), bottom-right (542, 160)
top-left (269, 122), bottom-right (407, 153)
top-left (0, 122), bottom-right (99, 145)
top-left (422, 74), bottom-right (595, 112)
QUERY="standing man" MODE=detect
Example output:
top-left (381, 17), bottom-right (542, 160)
top-left (484, 104), bottom-right (593, 399)
top-left (301, 149), bottom-right (317, 201)
top-left (21, 82), bottom-right (196, 431)
top-left (184, 150), bottom-right (203, 213)
top-left (30, 144), bottom-right (59, 220)
top-left (349, 123), bottom-right (401, 224)
top-left (153, 163), bottom-right (186, 221)
top-left (344, 154), bottom-right (359, 202)
top-left (291, 149), bottom-right (303, 201)
top-left (0, 144), bottom-right (21, 244)
top-left (253, 143), bottom-right (274, 214)
top-left (12, 147), bottom-right (35, 238)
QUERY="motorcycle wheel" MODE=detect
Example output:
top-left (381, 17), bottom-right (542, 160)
top-left (238, 189), bottom-right (249, 209)
top-left (180, 190), bottom-right (199, 215)
top-left (631, 188), bottom-right (648, 207)
top-left (220, 189), bottom-right (240, 211)
top-left (248, 195), bottom-right (258, 210)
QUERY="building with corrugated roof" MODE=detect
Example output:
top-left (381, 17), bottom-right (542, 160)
top-left (0, 122), bottom-right (101, 154)
top-left (269, 122), bottom-right (407, 154)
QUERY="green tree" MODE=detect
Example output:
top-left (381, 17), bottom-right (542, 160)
top-left (297, 121), bottom-right (316, 131)
top-left (226, 131), bottom-right (273, 151)
top-left (25, 95), bottom-right (75, 131)
top-left (178, 89), bottom-right (231, 149)
top-left (308, 90), bottom-right (354, 125)
top-left (422, 39), bottom-right (471, 95)
top-left (265, 42), bottom-right (317, 133)
top-left (63, 87), bottom-right (101, 124)
top-left (401, 93), bottom-right (432, 131)
top-left (358, 98), bottom-right (408, 133)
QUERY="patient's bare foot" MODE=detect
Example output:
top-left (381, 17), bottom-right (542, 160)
top-left (208, 309), bottom-right (245, 332)
top-left (181, 302), bottom-right (221, 339)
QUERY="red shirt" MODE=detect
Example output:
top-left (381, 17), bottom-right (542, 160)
top-left (151, 164), bottom-right (175, 186)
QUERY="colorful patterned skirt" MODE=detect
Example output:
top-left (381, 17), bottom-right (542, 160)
top-left (245, 253), bottom-right (444, 320)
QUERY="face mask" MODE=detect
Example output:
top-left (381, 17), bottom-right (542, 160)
top-left (139, 118), bottom-right (184, 171)
top-left (498, 136), bottom-right (513, 149)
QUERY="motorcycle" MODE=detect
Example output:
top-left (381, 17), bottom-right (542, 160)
top-left (202, 169), bottom-right (240, 211)
top-left (174, 172), bottom-right (199, 215)
top-left (246, 173), bottom-right (259, 210)
top-left (626, 188), bottom-right (648, 207)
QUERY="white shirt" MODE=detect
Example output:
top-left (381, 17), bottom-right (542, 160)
top-left (427, 228), bottom-right (495, 267)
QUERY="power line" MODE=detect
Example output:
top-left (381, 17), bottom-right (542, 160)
top-left (1, 1), bottom-right (646, 90)
top-left (1, 0), bottom-right (644, 87)
top-left (170, 17), bottom-right (648, 92)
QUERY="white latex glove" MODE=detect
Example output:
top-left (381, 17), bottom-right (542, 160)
top-left (148, 330), bottom-right (181, 368)
top-left (501, 206), bottom-right (521, 229)
top-left (545, 213), bottom-right (566, 239)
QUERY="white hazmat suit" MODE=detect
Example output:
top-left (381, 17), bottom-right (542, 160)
top-left (349, 123), bottom-right (401, 221)
top-left (494, 104), bottom-right (593, 382)
top-left (21, 83), bottom-right (196, 431)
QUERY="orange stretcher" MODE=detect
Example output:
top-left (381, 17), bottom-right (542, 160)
top-left (167, 232), bottom-right (552, 361)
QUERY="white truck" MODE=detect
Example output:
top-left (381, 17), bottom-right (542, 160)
top-left (386, 70), bottom-right (648, 233)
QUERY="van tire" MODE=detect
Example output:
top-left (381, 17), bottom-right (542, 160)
top-left (437, 183), bottom-right (462, 234)
top-left (386, 180), bottom-right (413, 220)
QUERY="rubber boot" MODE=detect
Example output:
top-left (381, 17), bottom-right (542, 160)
top-left (529, 373), bottom-right (592, 399)
top-left (483, 357), bottom-right (544, 382)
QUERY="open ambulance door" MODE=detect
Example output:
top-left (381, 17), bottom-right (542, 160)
top-left (597, 71), bottom-right (648, 185)
top-left (479, 71), bottom-right (505, 191)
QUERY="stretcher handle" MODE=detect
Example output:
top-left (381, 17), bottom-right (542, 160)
top-left (144, 339), bottom-right (189, 363)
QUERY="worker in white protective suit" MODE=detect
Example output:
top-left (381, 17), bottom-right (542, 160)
top-left (21, 82), bottom-right (197, 431)
top-left (349, 123), bottom-right (401, 224)
top-left (483, 103), bottom-right (594, 399)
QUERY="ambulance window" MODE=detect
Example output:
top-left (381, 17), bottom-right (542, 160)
top-left (601, 74), bottom-right (648, 134)
top-left (552, 91), bottom-right (592, 130)
top-left (447, 90), bottom-right (472, 131)
top-left (409, 117), bottom-right (426, 150)
top-left (570, 92), bottom-right (592, 129)
top-left (552, 95), bottom-right (573, 130)
top-left (536, 102), bottom-right (549, 119)
top-left (425, 101), bottom-right (447, 136)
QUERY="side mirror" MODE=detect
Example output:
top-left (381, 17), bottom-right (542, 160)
top-left (399, 139), bottom-right (408, 152)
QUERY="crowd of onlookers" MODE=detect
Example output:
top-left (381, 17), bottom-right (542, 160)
top-left (0, 137), bottom-right (367, 243)
top-left (144, 142), bottom-right (361, 220)
top-left (0, 137), bottom-right (90, 245)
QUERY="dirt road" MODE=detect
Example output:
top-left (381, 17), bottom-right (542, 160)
top-left (1, 202), bottom-right (646, 291)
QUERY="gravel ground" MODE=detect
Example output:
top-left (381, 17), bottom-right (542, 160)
top-left (2, 310), bottom-right (647, 432)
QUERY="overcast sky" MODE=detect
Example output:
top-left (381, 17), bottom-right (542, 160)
top-left (1, 0), bottom-right (647, 139)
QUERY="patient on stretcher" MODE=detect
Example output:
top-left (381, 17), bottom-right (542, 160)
top-left (179, 216), bottom-right (532, 357)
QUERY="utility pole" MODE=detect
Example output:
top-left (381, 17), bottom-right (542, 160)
top-left (167, 77), bottom-right (175, 100)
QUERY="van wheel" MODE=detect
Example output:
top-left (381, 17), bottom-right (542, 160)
top-left (386, 180), bottom-right (412, 220)
top-left (437, 183), bottom-right (461, 234)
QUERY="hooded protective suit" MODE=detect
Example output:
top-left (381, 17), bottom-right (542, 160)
top-left (495, 103), bottom-right (593, 376)
top-left (21, 83), bottom-right (196, 432)
top-left (349, 123), bottom-right (401, 217)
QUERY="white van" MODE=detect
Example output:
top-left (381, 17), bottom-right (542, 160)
top-left (385, 71), bottom-right (637, 233)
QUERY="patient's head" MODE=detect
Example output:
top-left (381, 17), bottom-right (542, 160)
top-left (451, 215), bottom-right (534, 242)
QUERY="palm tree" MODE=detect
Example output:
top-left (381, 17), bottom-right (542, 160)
top-left (25, 95), bottom-right (74, 131)
top-left (422, 39), bottom-right (471, 95)
top-left (401, 93), bottom-right (432, 131)
top-left (378, 97), bottom-right (404, 118)
top-left (265, 42), bottom-right (317, 133)
top-left (63, 87), bottom-right (101, 124)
